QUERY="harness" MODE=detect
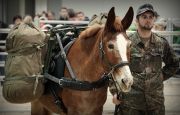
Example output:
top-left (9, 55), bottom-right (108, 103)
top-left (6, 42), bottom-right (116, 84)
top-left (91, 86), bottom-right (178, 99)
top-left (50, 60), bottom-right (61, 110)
top-left (43, 25), bottom-right (129, 113)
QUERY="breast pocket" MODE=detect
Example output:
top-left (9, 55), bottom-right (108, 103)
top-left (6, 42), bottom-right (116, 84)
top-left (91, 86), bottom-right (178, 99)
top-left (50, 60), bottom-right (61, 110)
top-left (148, 49), bottom-right (163, 72)
top-left (130, 53), bottom-right (145, 73)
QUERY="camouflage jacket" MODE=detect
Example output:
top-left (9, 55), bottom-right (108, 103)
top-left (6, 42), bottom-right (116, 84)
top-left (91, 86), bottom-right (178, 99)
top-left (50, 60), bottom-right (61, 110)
top-left (109, 31), bottom-right (179, 110)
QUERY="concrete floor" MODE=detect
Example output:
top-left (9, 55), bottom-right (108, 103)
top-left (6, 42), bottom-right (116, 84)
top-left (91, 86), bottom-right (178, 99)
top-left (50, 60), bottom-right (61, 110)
top-left (0, 77), bottom-right (180, 115)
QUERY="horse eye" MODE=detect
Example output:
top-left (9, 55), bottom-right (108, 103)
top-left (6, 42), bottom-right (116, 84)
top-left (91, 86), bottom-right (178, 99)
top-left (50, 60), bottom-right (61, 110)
top-left (108, 44), bottom-right (114, 49)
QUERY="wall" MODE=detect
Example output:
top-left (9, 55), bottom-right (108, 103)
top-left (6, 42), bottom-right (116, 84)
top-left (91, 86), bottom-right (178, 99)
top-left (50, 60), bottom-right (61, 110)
top-left (35, 0), bottom-right (62, 19)
top-left (35, 0), bottom-right (47, 14)
top-left (62, 0), bottom-right (180, 20)
top-left (6, 0), bottom-right (19, 24)
top-left (0, 0), bottom-right (3, 21)
top-left (0, 0), bottom-right (35, 25)
top-left (1, 0), bottom-right (180, 25)
top-left (47, 0), bottom-right (62, 19)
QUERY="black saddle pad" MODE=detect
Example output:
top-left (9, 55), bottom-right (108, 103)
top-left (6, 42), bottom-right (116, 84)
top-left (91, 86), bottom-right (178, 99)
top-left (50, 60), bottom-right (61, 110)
top-left (45, 37), bottom-right (75, 93)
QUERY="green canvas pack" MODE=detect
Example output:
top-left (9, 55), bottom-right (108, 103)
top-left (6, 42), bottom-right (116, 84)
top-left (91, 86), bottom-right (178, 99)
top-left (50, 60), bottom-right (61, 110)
top-left (2, 19), bottom-right (46, 103)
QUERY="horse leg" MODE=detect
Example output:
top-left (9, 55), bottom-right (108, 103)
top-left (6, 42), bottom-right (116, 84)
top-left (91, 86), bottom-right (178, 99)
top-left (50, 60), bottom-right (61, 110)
top-left (31, 100), bottom-right (52, 115)
top-left (67, 108), bottom-right (103, 115)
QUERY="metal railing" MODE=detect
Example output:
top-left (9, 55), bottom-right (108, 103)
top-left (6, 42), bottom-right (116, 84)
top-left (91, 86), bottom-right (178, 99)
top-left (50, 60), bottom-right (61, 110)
top-left (40, 20), bottom-right (89, 25)
top-left (1, 28), bottom-right (180, 51)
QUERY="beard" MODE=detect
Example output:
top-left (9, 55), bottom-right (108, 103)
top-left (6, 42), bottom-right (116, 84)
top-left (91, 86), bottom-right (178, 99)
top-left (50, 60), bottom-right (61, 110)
top-left (139, 23), bottom-right (153, 30)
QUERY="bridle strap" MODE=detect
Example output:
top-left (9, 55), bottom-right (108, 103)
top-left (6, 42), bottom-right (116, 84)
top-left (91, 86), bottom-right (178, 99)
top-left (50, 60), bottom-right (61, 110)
top-left (99, 37), bottom-right (130, 96)
top-left (112, 61), bottom-right (129, 70)
top-left (99, 38), bottom-right (129, 70)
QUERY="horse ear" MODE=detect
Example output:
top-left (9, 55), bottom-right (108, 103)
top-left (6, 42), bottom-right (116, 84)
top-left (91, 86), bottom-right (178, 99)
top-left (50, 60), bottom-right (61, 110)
top-left (121, 7), bottom-right (134, 30)
top-left (105, 7), bottom-right (115, 32)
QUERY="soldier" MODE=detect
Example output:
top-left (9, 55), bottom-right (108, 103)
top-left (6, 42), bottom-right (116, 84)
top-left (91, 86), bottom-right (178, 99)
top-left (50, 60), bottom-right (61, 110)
top-left (110, 3), bottom-right (179, 115)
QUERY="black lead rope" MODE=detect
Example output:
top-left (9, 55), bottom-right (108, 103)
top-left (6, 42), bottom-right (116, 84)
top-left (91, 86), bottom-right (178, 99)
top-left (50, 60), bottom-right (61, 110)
top-left (112, 77), bottom-right (121, 115)
top-left (114, 92), bottom-right (123, 115)
top-left (110, 73), bottom-right (123, 115)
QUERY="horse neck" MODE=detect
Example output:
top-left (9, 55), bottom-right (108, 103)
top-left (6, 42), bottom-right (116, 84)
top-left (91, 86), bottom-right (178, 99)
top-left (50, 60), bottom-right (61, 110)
top-left (85, 37), bottom-right (105, 79)
top-left (69, 30), bottom-right (106, 81)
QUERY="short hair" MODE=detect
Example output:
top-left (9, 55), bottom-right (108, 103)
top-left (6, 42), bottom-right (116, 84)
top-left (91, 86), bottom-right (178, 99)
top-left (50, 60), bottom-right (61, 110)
top-left (13, 15), bottom-right (22, 23)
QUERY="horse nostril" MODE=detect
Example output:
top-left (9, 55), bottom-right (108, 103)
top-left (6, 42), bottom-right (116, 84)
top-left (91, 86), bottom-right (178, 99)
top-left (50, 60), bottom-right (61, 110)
top-left (122, 78), bottom-right (126, 85)
top-left (122, 78), bottom-right (129, 85)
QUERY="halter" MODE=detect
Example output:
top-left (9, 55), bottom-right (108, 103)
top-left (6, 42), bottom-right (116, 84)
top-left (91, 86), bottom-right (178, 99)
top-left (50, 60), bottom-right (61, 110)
top-left (99, 37), bottom-right (129, 71)
top-left (99, 36), bottom-right (130, 95)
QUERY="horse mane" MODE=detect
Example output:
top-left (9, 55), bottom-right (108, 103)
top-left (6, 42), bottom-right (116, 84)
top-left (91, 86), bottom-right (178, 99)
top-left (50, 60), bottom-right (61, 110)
top-left (77, 16), bottom-right (124, 55)
top-left (79, 25), bottom-right (103, 39)
top-left (79, 16), bottom-right (124, 40)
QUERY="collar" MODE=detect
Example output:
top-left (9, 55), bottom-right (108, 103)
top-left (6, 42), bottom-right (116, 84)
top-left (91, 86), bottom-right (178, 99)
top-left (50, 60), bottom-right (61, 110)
top-left (132, 31), bottom-right (156, 45)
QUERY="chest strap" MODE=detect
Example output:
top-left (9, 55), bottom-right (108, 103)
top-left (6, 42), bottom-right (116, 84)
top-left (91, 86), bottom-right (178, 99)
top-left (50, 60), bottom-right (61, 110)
top-left (44, 73), bottom-right (109, 91)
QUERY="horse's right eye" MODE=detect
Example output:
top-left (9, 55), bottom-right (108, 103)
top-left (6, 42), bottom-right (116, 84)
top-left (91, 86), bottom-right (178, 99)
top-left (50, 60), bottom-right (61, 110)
top-left (108, 44), bottom-right (114, 49)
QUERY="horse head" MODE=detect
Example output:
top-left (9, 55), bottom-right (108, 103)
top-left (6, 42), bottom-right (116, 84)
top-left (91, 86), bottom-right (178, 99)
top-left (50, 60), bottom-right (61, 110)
top-left (102, 7), bottom-right (134, 92)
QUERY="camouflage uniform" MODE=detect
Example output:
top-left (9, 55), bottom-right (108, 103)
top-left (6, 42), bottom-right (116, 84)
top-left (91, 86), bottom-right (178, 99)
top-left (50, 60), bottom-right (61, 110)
top-left (109, 31), bottom-right (179, 115)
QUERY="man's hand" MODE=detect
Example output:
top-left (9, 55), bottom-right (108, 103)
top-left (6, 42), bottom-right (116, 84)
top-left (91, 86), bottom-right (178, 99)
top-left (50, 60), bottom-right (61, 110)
top-left (112, 94), bottom-right (122, 105)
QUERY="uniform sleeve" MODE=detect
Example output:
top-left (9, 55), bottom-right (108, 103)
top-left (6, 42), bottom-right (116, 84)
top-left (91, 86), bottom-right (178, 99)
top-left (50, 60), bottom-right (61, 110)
top-left (162, 39), bottom-right (179, 80)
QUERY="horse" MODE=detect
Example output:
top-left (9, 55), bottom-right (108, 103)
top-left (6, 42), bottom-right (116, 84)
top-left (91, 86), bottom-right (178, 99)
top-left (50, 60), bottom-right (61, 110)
top-left (31, 7), bottom-right (134, 115)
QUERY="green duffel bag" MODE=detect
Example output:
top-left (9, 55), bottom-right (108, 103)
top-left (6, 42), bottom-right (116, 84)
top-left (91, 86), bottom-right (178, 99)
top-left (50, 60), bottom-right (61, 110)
top-left (2, 76), bottom-right (44, 103)
top-left (2, 16), bottom-right (46, 103)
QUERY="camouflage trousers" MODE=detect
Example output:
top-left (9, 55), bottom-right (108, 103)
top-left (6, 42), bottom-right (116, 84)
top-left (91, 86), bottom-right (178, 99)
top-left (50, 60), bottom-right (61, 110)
top-left (115, 106), bottom-right (165, 115)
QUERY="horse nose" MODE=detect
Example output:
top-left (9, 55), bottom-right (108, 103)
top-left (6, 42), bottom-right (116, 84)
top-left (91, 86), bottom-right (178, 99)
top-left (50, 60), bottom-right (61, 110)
top-left (122, 77), bottom-right (133, 87)
top-left (122, 78), bottom-right (128, 85)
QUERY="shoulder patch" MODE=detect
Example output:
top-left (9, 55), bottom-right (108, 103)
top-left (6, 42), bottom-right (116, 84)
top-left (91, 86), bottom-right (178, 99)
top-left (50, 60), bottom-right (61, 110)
top-left (128, 32), bottom-right (137, 40)
top-left (153, 32), bottom-right (168, 42)
top-left (154, 33), bottom-right (166, 39)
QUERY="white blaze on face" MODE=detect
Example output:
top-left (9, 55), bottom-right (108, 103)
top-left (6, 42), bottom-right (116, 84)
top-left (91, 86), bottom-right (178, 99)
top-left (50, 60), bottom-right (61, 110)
top-left (116, 34), bottom-right (131, 76)
top-left (116, 34), bottom-right (128, 62)
top-left (115, 34), bottom-right (133, 91)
